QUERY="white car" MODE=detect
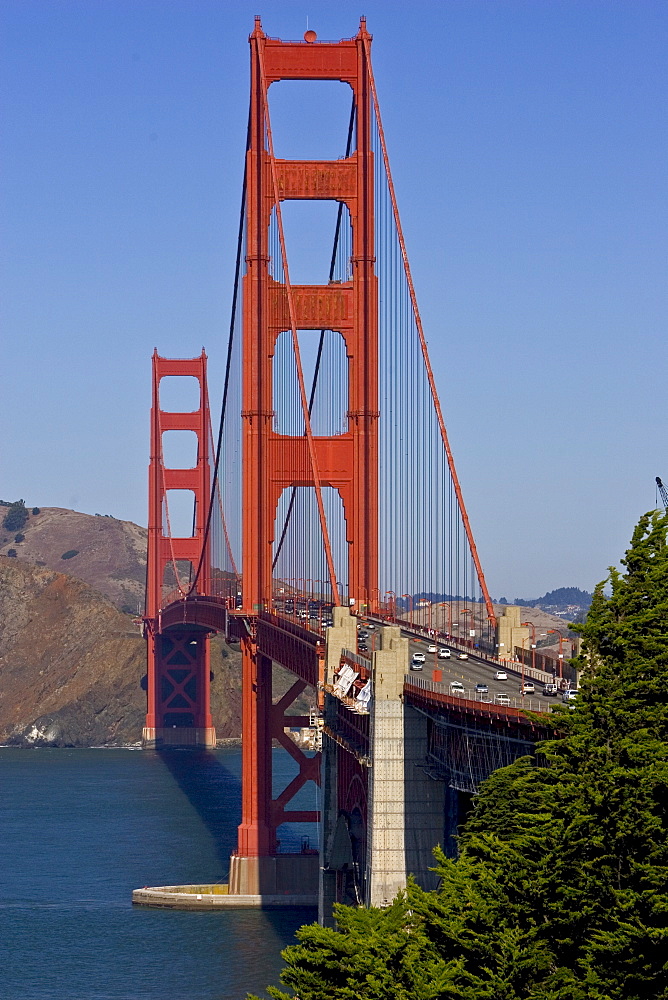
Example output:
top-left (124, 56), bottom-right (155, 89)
top-left (520, 681), bottom-right (535, 695)
top-left (494, 670), bottom-right (508, 681)
top-left (438, 648), bottom-right (451, 659)
top-left (458, 652), bottom-right (468, 660)
top-left (495, 692), bottom-right (511, 706)
top-left (562, 689), bottom-right (578, 704)
top-left (449, 681), bottom-right (465, 695)
top-left (410, 653), bottom-right (425, 670)
top-left (427, 644), bottom-right (438, 653)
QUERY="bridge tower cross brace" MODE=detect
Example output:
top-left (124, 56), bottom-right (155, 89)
top-left (143, 350), bottom-right (215, 749)
top-left (237, 18), bottom-right (379, 859)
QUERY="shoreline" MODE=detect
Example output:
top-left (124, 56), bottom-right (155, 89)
top-left (0, 738), bottom-right (244, 750)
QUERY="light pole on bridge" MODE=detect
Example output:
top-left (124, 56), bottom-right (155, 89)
top-left (547, 628), bottom-right (569, 683)
top-left (459, 608), bottom-right (475, 648)
top-left (520, 621), bottom-right (538, 674)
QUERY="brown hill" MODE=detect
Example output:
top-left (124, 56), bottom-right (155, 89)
top-left (0, 557), bottom-right (244, 747)
top-left (0, 506), bottom-right (146, 614)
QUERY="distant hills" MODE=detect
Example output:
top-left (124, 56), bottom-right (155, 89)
top-left (407, 587), bottom-right (592, 618)
top-left (506, 587), bottom-right (593, 619)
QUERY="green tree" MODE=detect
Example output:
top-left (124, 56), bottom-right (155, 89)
top-left (539, 510), bottom-right (668, 998)
top-left (254, 511), bottom-right (668, 1000)
top-left (2, 500), bottom-right (28, 533)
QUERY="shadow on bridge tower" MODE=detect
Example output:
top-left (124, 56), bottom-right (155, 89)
top-left (143, 351), bottom-right (215, 749)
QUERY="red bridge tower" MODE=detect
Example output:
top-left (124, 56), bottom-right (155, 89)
top-left (233, 17), bottom-right (379, 885)
top-left (143, 350), bottom-right (216, 748)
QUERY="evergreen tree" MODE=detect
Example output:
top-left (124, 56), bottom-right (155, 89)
top-left (253, 511), bottom-right (668, 1000)
top-left (539, 510), bottom-right (668, 997)
top-left (2, 499), bottom-right (27, 533)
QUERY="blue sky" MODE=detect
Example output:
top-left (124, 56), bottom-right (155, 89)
top-left (2, 0), bottom-right (666, 599)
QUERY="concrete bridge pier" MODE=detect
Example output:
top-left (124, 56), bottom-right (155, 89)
top-left (319, 606), bottom-right (358, 926)
top-left (365, 626), bottom-right (444, 907)
top-left (320, 613), bottom-right (446, 923)
top-left (364, 625), bottom-right (407, 907)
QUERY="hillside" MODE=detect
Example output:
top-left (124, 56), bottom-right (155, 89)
top-left (0, 557), bottom-right (247, 746)
top-left (0, 504), bottom-right (146, 614)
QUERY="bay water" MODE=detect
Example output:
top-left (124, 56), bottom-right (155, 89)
top-left (0, 747), bottom-right (318, 1000)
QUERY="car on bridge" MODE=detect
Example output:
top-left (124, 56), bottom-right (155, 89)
top-left (449, 681), bottom-right (465, 695)
top-left (495, 692), bottom-right (511, 706)
top-left (542, 682), bottom-right (558, 696)
top-left (562, 688), bottom-right (578, 705)
top-left (411, 653), bottom-right (425, 670)
top-left (520, 681), bottom-right (535, 695)
top-left (458, 652), bottom-right (468, 660)
top-left (427, 644), bottom-right (438, 653)
top-left (494, 669), bottom-right (508, 681)
top-left (475, 683), bottom-right (488, 695)
top-left (437, 648), bottom-right (451, 659)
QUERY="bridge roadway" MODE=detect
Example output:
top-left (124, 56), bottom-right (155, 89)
top-left (160, 597), bottom-right (560, 715)
top-left (358, 618), bottom-right (559, 714)
top-left (404, 637), bottom-right (557, 713)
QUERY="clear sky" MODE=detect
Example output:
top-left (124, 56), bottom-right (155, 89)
top-left (2, 0), bottom-right (666, 599)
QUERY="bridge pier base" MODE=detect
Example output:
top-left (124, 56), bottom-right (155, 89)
top-left (141, 726), bottom-right (217, 749)
top-left (228, 854), bottom-right (319, 900)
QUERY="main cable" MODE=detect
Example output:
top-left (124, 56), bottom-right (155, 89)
top-left (188, 113), bottom-right (251, 596)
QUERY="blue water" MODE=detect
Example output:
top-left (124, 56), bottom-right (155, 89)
top-left (0, 747), bottom-right (318, 1000)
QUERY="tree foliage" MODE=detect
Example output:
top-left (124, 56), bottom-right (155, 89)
top-left (253, 511), bottom-right (668, 1000)
top-left (2, 500), bottom-right (28, 533)
top-left (514, 587), bottom-right (592, 610)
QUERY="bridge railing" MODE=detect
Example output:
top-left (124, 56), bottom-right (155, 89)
top-left (404, 673), bottom-right (554, 718)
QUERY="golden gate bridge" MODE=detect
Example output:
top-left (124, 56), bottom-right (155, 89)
top-left (139, 18), bottom-right (554, 916)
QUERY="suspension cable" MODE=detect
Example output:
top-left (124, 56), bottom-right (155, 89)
top-left (187, 114), bottom-right (250, 596)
